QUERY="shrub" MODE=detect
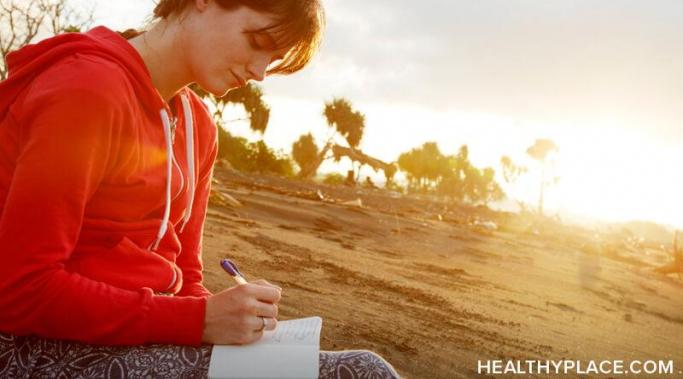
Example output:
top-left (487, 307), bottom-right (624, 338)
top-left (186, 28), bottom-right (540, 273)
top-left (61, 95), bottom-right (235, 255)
top-left (217, 127), bottom-right (294, 176)
top-left (322, 173), bottom-right (345, 185)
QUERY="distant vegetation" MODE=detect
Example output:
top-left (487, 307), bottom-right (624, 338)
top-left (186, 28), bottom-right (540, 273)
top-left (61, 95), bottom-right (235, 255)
top-left (322, 173), bottom-right (345, 185)
top-left (398, 143), bottom-right (504, 205)
top-left (217, 131), bottom-right (293, 176)
top-left (201, 87), bottom-right (514, 206)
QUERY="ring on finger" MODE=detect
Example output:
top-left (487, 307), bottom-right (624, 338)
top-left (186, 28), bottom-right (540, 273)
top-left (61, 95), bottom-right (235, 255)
top-left (259, 316), bottom-right (267, 332)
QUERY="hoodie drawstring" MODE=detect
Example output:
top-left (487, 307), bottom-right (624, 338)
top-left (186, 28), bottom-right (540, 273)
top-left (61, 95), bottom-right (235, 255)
top-left (179, 93), bottom-right (195, 233)
top-left (149, 92), bottom-right (196, 251)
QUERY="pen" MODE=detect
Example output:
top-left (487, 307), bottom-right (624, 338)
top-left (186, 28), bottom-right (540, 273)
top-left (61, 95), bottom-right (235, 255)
top-left (220, 258), bottom-right (248, 285)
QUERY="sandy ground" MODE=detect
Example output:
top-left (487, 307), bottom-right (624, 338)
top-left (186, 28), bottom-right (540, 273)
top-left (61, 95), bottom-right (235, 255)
top-left (200, 167), bottom-right (683, 378)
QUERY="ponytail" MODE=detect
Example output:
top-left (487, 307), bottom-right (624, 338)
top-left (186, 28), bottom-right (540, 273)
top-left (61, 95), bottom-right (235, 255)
top-left (118, 28), bottom-right (144, 40)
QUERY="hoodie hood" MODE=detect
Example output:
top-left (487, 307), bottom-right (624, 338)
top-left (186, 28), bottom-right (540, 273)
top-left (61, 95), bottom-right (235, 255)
top-left (1, 26), bottom-right (166, 121)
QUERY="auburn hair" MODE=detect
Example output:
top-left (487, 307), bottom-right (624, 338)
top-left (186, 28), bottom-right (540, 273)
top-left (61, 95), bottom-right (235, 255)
top-left (150, 0), bottom-right (324, 75)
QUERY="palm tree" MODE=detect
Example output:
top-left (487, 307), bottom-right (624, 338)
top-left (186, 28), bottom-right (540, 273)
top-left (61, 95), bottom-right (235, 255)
top-left (323, 98), bottom-right (365, 148)
top-left (191, 83), bottom-right (270, 134)
top-left (526, 139), bottom-right (559, 215)
top-left (323, 98), bottom-right (366, 180)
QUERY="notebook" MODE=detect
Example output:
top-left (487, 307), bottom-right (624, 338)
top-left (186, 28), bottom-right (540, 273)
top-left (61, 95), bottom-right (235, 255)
top-left (208, 316), bottom-right (322, 379)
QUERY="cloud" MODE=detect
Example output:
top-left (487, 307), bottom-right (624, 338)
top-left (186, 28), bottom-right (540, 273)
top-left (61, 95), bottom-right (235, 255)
top-left (263, 0), bottom-right (683, 140)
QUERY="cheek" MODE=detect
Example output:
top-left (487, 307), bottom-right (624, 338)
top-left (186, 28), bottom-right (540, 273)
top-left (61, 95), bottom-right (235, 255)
top-left (186, 57), bottom-right (227, 94)
top-left (188, 46), bottom-right (226, 78)
top-left (221, 33), bottom-right (254, 65)
top-left (183, 32), bottom-right (249, 87)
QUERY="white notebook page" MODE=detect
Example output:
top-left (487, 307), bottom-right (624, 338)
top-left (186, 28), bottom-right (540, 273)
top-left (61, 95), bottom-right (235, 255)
top-left (208, 317), bottom-right (322, 379)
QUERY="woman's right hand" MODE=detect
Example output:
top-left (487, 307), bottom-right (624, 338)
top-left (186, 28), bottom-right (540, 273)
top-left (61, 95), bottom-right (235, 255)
top-left (201, 279), bottom-right (282, 345)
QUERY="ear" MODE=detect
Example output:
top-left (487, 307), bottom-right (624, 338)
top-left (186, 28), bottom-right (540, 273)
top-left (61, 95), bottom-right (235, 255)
top-left (194, 0), bottom-right (210, 12)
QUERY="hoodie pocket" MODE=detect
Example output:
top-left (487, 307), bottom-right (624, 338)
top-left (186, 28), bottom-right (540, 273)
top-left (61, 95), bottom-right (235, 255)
top-left (68, 236), bottom-right (182, 293)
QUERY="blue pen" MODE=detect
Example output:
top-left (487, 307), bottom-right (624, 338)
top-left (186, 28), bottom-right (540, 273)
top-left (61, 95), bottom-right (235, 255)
top-left (220, 258), bottom-right (248, 285)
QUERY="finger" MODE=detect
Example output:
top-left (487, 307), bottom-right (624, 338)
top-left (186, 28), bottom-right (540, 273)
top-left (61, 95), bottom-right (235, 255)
top-left (252, 317), bottom-right (277, 332)
top-left (252, 279), bottom-right (282, 292)
top-left (264, 317), bottom-right (278, 331)
top-left (246, 329), bottom-right (264, 344)
top-left (254, 301), bottom-right (278, 319)
top-left (245, 283), bottom-right (282, 303)
top-left (252, 315), bottom-right (268, 332)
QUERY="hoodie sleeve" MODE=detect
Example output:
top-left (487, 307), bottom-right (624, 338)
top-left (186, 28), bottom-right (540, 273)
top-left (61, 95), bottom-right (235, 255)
top-left (0, 65), bottom-right (206, 346)
top-left (176, 99), bottom-right (218, 298)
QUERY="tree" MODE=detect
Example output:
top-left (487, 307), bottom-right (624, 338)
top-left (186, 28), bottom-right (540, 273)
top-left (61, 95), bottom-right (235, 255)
top-left (191, 83), bottom-right (272, 170)
top-left (0, 0), bottom-right (93, 79)
top-left (397, 142), bottom-right (449, 192)
top-left (322, 98), bottom-right (366, 181)
top-left (421, 143), bottom-right (450, 184)
top-left (500, 155), bottom-right (527, 184)
top-left (526, 139), bottom-right (558, 161)
top-left (383, 163), bottom-right (397, 187)
top-left (396, 142), bottom-right (505, 205)
top-left (222, 84), bottom-right (270, 134)
top-left (323, 98), bottom-right (365, 148)
top-left (191, 83), bottom-right (270, 135)
top-left (437, 145), bottom-right (472, 201)
top-left (253, 140), bottom-right (294, 176)
top-left (467, 167), bottom-right (504, 205)
top-left (452, 145), bottom-right (472, 181)
top-left (193, 82), bottom-right (289, 176)
top-left (397, 149), bottom-right (419, 188)
top-left (499, 155), bottom-right (528, 210)
top-left (291, 133), bottom-right (320, 176)
top-left (526, 139), bottom-right (559, 215)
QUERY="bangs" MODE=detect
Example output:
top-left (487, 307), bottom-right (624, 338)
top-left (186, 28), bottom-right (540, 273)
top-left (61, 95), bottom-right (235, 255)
top-left (245, 1), bottom-right (325, 75)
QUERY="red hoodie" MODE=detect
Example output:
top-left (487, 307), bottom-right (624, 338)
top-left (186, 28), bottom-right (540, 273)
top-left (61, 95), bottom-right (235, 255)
top-left (0, 26), bottom-right (218, 346)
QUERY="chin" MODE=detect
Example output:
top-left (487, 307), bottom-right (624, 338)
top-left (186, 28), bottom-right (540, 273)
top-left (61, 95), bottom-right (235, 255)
top-left (196, 78), bottom-right (234, 97)
top-left (212, 87), bottom-right (233, 97)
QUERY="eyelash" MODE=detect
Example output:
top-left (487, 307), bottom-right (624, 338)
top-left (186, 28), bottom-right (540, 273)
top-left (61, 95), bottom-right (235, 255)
top-left (249, 35), bottom-right (263, 51)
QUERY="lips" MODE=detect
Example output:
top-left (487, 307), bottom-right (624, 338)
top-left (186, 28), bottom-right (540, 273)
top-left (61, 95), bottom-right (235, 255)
top-left (230, 70), bottom-right (247, 87)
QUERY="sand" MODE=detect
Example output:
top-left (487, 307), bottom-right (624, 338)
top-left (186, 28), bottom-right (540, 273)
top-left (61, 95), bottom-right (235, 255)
top-left (200, 167), bottom-right (683, 378)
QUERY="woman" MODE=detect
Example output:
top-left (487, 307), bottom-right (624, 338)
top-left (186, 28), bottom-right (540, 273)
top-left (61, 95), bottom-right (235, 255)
top-left (0, 0), bottom-right (400, 377)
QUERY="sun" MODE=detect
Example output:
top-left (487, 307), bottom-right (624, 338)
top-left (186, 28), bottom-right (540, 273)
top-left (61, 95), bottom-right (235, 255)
top-left (543, 127), bottom-right (681, 227)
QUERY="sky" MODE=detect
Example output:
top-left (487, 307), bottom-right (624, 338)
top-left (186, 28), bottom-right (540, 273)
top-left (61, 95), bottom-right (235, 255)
top-left (72, 0), bottom-right (682, 228)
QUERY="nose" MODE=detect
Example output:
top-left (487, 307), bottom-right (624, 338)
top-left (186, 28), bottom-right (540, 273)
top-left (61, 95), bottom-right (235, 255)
top-left (245, 65), bottom-right (265, 82)
top-left (245, 56), bottom-right (271, 82)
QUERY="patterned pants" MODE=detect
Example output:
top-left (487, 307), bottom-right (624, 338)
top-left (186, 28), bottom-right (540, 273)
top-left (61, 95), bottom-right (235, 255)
top-left (0, 332), bottom-right (400, 378)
